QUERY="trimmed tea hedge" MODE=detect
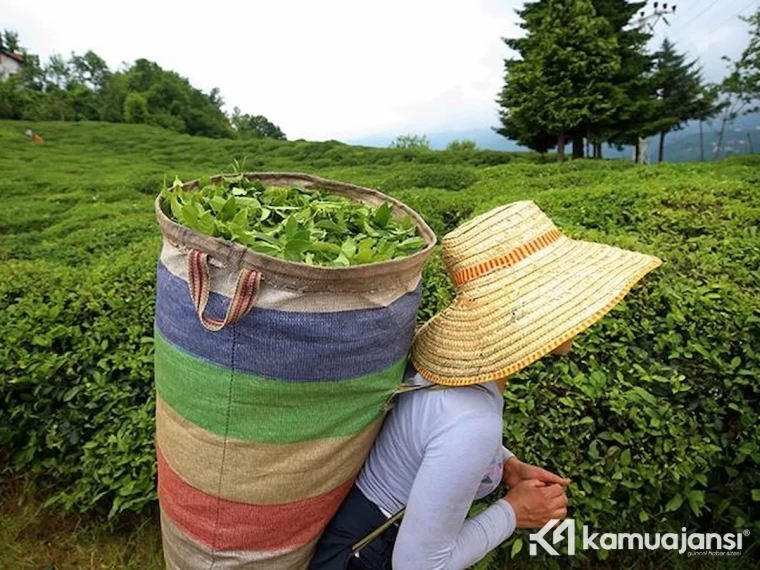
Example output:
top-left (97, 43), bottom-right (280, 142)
top-left (0, 121), bottom-right (758, 565)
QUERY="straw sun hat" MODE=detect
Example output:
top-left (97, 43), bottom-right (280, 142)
top-left (411, 201), bottom-right (662, 386)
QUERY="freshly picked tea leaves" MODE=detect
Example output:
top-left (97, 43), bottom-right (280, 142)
top-left (160, 174), bottom-right (427, 266)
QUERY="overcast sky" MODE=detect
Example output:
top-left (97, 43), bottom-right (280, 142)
top-left (2, 0), bottom-right (755, 140)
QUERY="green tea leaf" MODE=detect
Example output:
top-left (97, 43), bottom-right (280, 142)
top-left (248, 241), bottom-right (281, 255)
top-left (333, 253), bottom-right (351, 267)
top-left (170, 195), bottom-right (184, 221)
top-left (284, 239), bottom-right (311, 261)
top-left (342, 237), bottom-right (357, 258)
top-left (665, 494), bottom-right (683, 512)
top-left (197, 211), bottom-right (217, 235)
top-left (354, 238), bottom-right (376, 264)
top-left (374, 202), bottom-right (392, 228)
top-left (285, 215), bottom-right (299, 239)
top-left (231, 209), bottom-right (248, 228)
top-left (511, 538), bottom-right (523, 558)
top-left (686, 490), bottom-right (705, 516)
top-left (309, 241), bottom-right (342, 255)
top-left (219, 197), bottom-right (237, 222)
top-left (210, 195), bottom-right (227, 214)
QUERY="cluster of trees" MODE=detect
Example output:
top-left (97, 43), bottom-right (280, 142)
top-left (388, 135), bottom-right (478, 151)
top-left (497, 0), bottom-right (760, 162)
top-left (389, 134), bottom-right (432, 149)
top-left (0, 30), bottom-right (286, 140)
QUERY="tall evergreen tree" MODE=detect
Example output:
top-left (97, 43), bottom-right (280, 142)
top-left (651, 38), bottom-right (705, 162)
top-left (497, 0), bottom-right (655, 158)
top-left (497, 0), bottom-right (620, 161)
top-left (589, 0), bottom-right (654, 158)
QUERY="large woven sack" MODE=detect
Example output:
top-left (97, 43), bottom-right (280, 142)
top-left (153, 172), bottom-right (436, 569)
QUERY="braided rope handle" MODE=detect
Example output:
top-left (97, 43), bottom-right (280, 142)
top-left (187, 249), bottom-right (261, 332)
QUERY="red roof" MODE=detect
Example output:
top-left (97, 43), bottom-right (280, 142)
top-left (1, 51), bottom-right (23, 64)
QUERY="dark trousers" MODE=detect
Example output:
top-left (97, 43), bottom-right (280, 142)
top-left (310, 485), bottom-right (398, 570)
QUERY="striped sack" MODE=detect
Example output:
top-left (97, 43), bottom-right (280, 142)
top-left (153, 173), bottom-right (436, 569)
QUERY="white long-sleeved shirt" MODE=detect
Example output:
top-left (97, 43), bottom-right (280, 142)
top-left (356, 371), bottom-right (516, 570)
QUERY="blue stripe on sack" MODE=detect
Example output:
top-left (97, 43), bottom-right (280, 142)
top-left (154, 262), bottom-right (421, 382)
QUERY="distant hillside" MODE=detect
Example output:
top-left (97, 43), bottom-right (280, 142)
top-left (350, 113), bottom-right (760, 162)
top-left (652, 113), bottom-right (760, 163)
top-left (349, 128), bottom-right (522, 152)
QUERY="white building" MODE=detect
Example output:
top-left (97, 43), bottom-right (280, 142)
top-left (0, 51), bottom-right (23, 78)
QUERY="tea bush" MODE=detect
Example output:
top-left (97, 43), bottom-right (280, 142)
top-left (0, 121), bottom-right (758, 565)
top-left (379, 164), bottom-right (479, 192)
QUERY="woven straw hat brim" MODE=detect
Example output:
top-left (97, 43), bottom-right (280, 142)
top-left (411, 236), bottom-right (662, 386)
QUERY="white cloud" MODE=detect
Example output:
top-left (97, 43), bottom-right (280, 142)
top-left (1, 0), bottom-right (750, 140)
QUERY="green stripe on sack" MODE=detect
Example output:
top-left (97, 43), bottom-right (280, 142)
top-left (154, 331), bottom-right (403, 444)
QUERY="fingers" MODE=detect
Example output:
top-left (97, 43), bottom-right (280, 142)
top-left (541, 483), bottom-right (565, 499)
top-left (551, 507), bottom-right (568, 520)
top-left (522, 478), bottom-right (546, 489)
top-left (549, 495), bottom-right (569, 521)
top-left (537, 468), bottom-right (571, 486)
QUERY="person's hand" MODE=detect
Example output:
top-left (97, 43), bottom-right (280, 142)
top-left (503, 456), bottom-right (570, 489)
top-left (504, 479), bottom-right (568, 529)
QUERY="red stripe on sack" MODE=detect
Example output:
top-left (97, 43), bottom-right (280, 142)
top-left (188, 250), bottom-right (199, 308)
top-left (199, 251), bottom-right (211, 313)
top-left (190, 250), bottom-right (205, 313)
top-left (228, 271), bottom-right (254, 326)
top-left (157, 446), bottom-right (353, 552)
top-left (234, 271), bottom-right (260, 323)
top-left (452, 228), bottom-right (563, 286)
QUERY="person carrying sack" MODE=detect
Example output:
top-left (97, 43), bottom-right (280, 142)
top-left (311, 201), bottom-right (662, 570)
top-left (152, 173), bottom-right (437, 569)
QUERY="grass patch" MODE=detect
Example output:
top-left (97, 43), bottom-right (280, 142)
top-left (0, 479), bottom-right (163, 570)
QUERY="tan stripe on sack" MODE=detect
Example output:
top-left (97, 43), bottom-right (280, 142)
top-left (161, 509), bottom-right (317, 570)
top-left (156, 396), bottom-right (382, 504)
top-left (160, 240), bottom-right (421, 310)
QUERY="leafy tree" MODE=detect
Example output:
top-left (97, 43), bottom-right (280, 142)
top-left (715, 8), bottom-right (760, 158)
top-left (123, 92), bottom-right (149, 124)
top-left (123, 58), bottom-right (233, 138)
top-left (651, 38), bottom-right (706, 163)
top-left (229, 107), bottom-right (286, 140)
top-left (208, 87), bottom-right (224, 109)
top-left (0, 75), bottom-right (24, 118)
top-left (17, 53), bottom-right (46, 91)
top-left (69, 50), bottom-right (110, 91)
top-left (731, 8), bottom-right (760, 106)
top-left (2, 29), bottom-right (20, 52)
top-left (446, 139), bottom-right (478, 151)
top-left (691, 84), bottom-right (725, 161)
top-left (45, 54), bottom-right (70, 89)
top-left (497, 0), bottom-right (620, 161)
top-left (67, 82), bottom-right (100, 120)
top-left (389, 134), bottom-right (430, 149)
top-left (99, 71), bottom-right (128, 122)
top-left (0, 34), bottom-right (281, 140)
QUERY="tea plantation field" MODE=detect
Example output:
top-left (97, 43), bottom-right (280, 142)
top-left (0, 120), bottom-right (758, 569)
